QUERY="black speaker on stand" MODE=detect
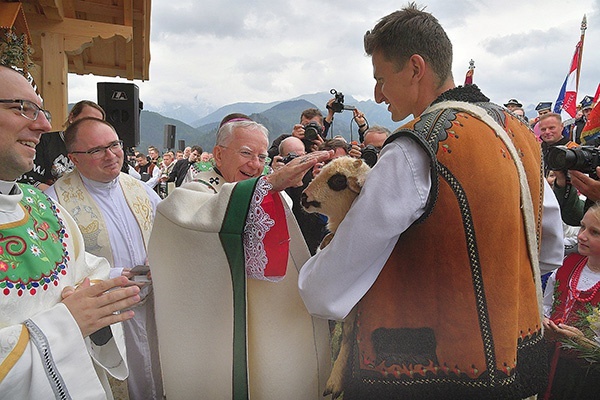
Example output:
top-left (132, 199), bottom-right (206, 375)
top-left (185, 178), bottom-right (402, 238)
top-left (164, 125), bottom-right (176, 150)
top-left (178, 140), bottom-right (186, 152)
top-left (97, 82), bottom-right (143, 149)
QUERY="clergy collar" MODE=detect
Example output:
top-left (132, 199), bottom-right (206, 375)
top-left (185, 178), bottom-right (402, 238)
top-left (0, 180), bottom-right (19, 195)
top-left (80, 172), bottom-right (120, 192)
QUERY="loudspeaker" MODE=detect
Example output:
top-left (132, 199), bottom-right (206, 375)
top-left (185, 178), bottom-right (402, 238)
top-left (97, 82), bottom-right (143, 149)
top-left (164, 125), bottom-right (176, 150)
top-left (178, 140), bottom-right (186, 151)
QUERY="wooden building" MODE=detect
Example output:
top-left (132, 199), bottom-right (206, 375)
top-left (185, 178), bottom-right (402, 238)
top-left (0, 0), bottom-right (151, 130)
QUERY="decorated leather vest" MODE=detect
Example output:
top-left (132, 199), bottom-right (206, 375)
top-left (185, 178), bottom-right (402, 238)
top-left (53, 171), bottom-right (153, 265)
top-left (550, 253), bottom-right (600, 326)
top-left (0, 185), bottom-right (69, 297)
top-left (347, 102), bottom-right (546, 399)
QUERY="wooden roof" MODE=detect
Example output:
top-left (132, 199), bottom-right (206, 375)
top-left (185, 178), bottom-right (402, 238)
top-left (20, 0), bottom-right (151, 80)
top-left (0, 0), bottom-right (151, 129)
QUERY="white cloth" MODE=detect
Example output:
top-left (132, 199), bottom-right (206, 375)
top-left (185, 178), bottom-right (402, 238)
top-left (141, 164), bottom-right (161, 189)
top-left (46, 176), bottom-right (163, 400)
top-left (149, 175), bottom-right (331, 399)
top-left (299, 136), bottom-right (565, 320)
top-left (0, 181), bottom-right (126, 399)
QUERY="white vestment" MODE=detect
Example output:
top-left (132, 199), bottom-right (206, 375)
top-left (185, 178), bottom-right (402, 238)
top-left (46, 172), bottom-right (163, 400)
top-left (0, 181), bottom-right (127, 399)
top-left (149, 169), bottom-right (331, 399)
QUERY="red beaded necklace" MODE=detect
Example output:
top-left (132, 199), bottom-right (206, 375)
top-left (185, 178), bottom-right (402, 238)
top-left (569, 257), bottom-right (600, 303)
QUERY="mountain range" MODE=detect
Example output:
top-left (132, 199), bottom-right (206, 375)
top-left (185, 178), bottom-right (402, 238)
top-left (136, 92), bottom-right (397, 154)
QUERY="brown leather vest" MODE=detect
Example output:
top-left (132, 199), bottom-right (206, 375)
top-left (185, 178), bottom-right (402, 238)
top-left (346, 102), bottom-right (547, 399)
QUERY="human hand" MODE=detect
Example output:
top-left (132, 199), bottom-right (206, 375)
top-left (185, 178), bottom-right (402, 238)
top-left (309, 135), bottom-right (324, 153)
top-left (348, 143), bottom-right (362, 159)
top-left (543, 317), bottom-right (585, 340)
top-left (121, 268), bottom-right (150, 287)
top-left (292, 124), bottom-right (305, 139)
top-left (550, 170), bottom-right (565, 188)
top-left (62, 276), bottom-right (141, 337)
top-left (266, 150), bottom-right (333, 191)
top-left (326, 98), bottom-right (336, 119)
top-left (271, 155), bottom-right (285, 171)
top-left (569, 169), bottom-right (600, 201)
top-left (353, 109), bottom-right (366, 125)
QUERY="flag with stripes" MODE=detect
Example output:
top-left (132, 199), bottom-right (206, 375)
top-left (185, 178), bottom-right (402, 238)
top-left (554, 41), bottom-right (581, 126)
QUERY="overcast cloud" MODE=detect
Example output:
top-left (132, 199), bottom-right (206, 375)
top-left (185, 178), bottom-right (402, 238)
top-left (67, 0), bottom-right (600, 117)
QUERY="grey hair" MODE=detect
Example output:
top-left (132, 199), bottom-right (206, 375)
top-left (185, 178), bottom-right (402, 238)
top-left (364, 125), bottom-right (392, 138)
top-left (216, 120), bottom-right (269, 146)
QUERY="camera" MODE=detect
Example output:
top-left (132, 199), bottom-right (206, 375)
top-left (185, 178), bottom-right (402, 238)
top-left (328, 88), bottom-right (356, 113)
top-left (282, 152), bottom-right (299, 164)
top-left (303, 122), bottom-right (323, 141)
top-left (546, 145), bottom-right (600, 176)
top-left (361, 145), bottom-right (380, 168)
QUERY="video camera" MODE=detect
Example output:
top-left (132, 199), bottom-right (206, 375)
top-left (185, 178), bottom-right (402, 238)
top-left (546, 145), bottom-right (600, 179)
top-left (328, 89), bottom-right (356, 113)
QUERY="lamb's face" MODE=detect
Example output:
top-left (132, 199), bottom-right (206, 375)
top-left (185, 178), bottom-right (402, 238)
top-left (301, 157), bottom-right (370, 229)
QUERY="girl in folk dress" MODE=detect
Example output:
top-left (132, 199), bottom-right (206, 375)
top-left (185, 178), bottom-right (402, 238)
top-left (543, 202), bottom-right (600, 399)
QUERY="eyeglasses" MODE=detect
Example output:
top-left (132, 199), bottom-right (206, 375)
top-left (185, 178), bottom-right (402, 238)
top-left (0, 99), bottom-right (52, 123)
top-left (220, 146), bottom-right (269, 164)
top-left (70, 140), bottom-right (123, 160)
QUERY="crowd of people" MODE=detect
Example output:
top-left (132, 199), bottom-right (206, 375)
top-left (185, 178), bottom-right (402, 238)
top-left (2, 3), bottom-right (600, 400)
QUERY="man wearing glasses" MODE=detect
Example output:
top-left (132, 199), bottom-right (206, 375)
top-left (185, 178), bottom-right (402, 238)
top-left (0, 66), bottom-right (140, 398)
top-left (148, 119), bottom-right (333, 399)
top-left (45, 117), bottom-right (163, 400)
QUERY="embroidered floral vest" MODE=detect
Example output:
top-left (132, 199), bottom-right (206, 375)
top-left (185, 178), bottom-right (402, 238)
top-left (0, 185), bottom-right (69, 297)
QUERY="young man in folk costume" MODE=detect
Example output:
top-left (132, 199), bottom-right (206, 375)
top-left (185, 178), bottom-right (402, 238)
top-left (299, 4), bottom-right (564, 399)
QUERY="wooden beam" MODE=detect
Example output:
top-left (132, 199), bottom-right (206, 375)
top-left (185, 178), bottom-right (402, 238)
top-left (37, 0), bottom-right (65, 21)
top-left (73, 0), bottom-right (144, 21)
top-left (124, 0), bottom-right (134, 78)
top-left (26, 13), bottom-right (133, 52)
top-left (61, 0), bottom-right (77, 19)
top-left (40, 31), bottom-right (68, 131)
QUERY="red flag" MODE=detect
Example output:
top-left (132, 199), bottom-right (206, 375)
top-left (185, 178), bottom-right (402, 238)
top-left (464, 59), bottom-right (475, 86)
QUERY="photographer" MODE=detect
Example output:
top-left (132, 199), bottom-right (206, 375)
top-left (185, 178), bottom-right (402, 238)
top-left (271, 136), bottom-right (306, 171)
top-left (550, 107), bottom-right (600, 226)
top-left (358, 125), bottom-right (392, 167)
top-left (540, 113), bottom-right (578, 176)
top-left (268, 108), bottom-right (326, 161)
top-left (270, 135), bottom-right (326, 254)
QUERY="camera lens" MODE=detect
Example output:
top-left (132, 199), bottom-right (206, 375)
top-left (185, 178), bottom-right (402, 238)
top-left (303, 122), bottom-right (321, 141)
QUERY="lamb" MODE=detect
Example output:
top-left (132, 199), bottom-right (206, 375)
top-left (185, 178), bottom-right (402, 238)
top-left (301, 156), bottom-right (371, 399)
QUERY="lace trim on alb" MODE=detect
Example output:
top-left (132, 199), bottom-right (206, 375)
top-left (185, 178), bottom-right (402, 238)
top-left (244, 178), bottom-right (282, 282)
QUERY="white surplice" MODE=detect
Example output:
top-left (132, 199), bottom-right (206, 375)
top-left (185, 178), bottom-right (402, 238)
top-left (46, 175), bottom-right (163, 400)
top-left (0, 181), bottom-right (127, 399)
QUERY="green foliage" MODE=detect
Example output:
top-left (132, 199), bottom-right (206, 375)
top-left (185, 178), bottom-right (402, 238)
top-left (0, 30), bottom-right (33, 73)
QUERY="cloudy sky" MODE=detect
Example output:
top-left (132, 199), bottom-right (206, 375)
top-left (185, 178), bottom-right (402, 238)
top-left (68, 0), bottom-right (600, 117)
